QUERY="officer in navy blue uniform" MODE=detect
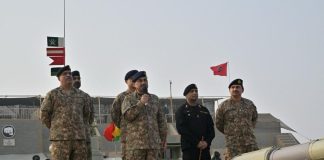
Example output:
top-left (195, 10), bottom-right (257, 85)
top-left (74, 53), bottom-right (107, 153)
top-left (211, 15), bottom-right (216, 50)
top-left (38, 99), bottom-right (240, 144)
top-left (175, 84), bottom-right (215, 160)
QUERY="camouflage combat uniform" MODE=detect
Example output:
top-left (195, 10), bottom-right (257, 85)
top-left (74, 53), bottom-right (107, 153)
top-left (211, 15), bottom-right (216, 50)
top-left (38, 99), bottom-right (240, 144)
top-left (111, 90), bottom-right (132, 160)
top-left (121, 92), bottom-right (167, 160)
top-left (215, 98), bottom-right (259, 160)
top-left (41, 87), bottom-right (91, 160)
top-left (84, 92), bottom-right (94, 160)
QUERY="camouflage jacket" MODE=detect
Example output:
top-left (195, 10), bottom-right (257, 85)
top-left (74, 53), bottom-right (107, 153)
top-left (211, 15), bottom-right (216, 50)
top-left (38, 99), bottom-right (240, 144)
top-left (111, 90), bottom-right (132, 128)
top-left (83, 91), bottom-right (94, 142)
top-left (121, 92), bottom-right (167, 150)
top-left (40, 87), bottom-right (91, 140)
top-left (111, 90), bottom-right (132, 143)
top-left (215, 98), bottom-right (258, 146)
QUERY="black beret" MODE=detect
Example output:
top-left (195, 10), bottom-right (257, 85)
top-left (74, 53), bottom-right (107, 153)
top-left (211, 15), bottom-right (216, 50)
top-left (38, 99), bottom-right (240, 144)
top-left (132, 71), bottom-right (146, 82)
top-left (124, 70), bottom-right (138, 81)
top-left (56, 65), bottom-right (71, 77)
top-left (183, 83), bottom-right (198, 96)
top-left (72, 70), bottom-right (80, 77)
top-left (228, 78), bottom-right (243, 88)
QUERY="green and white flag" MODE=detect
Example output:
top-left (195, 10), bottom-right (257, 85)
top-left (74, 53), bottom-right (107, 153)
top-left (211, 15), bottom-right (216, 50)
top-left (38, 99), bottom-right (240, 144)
top-left (51, 67), bottom-right (62, 76)
top-left (47, 36), bottom-right (65, 47)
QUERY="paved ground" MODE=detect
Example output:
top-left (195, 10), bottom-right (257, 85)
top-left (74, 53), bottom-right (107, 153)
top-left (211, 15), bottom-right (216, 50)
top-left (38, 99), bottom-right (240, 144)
top-left (0, 153), bottom-right (125, 160)
top-left (0, 153), bottom-right (48, 160)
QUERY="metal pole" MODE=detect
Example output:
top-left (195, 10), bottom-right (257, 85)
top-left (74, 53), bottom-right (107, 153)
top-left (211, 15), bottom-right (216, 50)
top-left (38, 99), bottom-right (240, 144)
top-left (63, 0), bottom-right (66, 66)
top-left (98, 97), bottom-right (101, 124)
top-left (64, 0), bottom-right (66, 39)
top-left (169, 80), bottom-right (174, 123)
top-left (39, 95), bottom-right (42, 119)
top-left (114, 141), bottom-right (117, 160)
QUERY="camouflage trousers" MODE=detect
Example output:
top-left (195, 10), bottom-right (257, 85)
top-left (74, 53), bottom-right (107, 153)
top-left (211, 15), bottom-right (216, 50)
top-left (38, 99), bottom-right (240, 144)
top-left (87, 141), bottom-right (92, 160)
top-left (125, 149), bottom-right (160, 160)
top-left (224, 144), bottom-right (258, 160)
top-left (121, 141), bottom-right (126, 160)
top-left (50, 140), bottom-right (87, 160)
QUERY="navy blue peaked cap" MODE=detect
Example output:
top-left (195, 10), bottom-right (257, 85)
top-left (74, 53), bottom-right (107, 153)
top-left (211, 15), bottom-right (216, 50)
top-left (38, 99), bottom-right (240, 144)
top-left (125, 70), bottom-right (138, 81)
top-left (228, 78), bottom-right (243, 88)
top-left (183, 83), bottom-right (197, 96)
top-left (131, 71), bottom-right (146, 82)
top-left (56, 65), bottom-right (71, 77)
top-left (72, 70), bottom-right (80, 77)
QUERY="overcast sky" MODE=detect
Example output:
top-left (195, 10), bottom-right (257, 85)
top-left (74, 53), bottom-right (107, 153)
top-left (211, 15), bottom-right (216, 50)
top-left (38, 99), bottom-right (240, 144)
top-left (1, 0), bottom-right (324, 143)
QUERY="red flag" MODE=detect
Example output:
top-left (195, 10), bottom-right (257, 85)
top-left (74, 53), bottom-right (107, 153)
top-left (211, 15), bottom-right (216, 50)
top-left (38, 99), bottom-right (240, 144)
top-left (210, 62), bottom-right (227, 76)
top-left (103, 123), bottom-right (115, 141)
top-left (103, 122), bottom-right (121, 141)
top-left (46, 48), bottom-right (65, 56)
top-left (49, 56), bottom-right (65, 65)
top-left (47, 48), bottom-right (65, 65)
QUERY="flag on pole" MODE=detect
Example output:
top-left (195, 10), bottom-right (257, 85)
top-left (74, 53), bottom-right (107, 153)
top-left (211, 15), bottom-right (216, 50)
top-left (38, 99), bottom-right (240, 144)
top-left (47, 48), bottom-right (65, 65)
top-left (210, 62), bottom-right (227, 76)
top-left (51, 67), bottom-right (62, 76)
top-left (49, 56), bottom-right (65, 65)
top-left (47, 37), bottom-right (65, 47)
top-left (46, 48), bottom-right (65, 56)
top-left (103, 122), bottom-right (121, 141)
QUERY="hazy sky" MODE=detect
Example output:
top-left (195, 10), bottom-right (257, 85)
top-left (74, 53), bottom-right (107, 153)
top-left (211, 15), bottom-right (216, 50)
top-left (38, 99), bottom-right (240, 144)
top-left (1, 0), bottom-right (324, 142)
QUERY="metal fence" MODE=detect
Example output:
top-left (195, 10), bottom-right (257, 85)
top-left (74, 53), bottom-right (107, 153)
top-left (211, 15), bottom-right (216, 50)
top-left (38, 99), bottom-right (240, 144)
top-left (0, 111), bottom-right (213, 125)
top-left (0, 95), bottom-right (224, 124)
top-left (0, 107), bottom-right (39, 120)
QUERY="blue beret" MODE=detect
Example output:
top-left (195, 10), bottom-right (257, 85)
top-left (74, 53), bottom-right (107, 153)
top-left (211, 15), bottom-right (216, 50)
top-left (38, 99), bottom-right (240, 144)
top-left (72, 70), bottom-right (80, 77)
top-left (183, 83), bottom-right (197, 96)
top-left (56, 65), bottom-right (71, 77)
top-left (124, 70), bottom-right (138, 81)
top-left (228, 78), bottom-right (243, 88)
top-left (132, 71), bottom-right (146, 82)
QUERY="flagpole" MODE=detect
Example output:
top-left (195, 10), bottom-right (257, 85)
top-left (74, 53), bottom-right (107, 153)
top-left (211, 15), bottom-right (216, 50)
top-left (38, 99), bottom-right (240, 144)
top-left (64, 0), bottom-right (66, 40)
top-left (114, 141), bottom-right (117, 160)
top-left (63, 0), bottom-right (66, 66)
top-left (169, 80), bottom-right (174, 123)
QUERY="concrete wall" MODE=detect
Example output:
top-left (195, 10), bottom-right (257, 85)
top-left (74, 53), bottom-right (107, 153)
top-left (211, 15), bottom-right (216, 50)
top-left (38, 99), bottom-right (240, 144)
top-left (0, 120), bottom-right (112, 156)
top-left (0, 120), bottom-right (43, 154)
top-left (0, 120), bottom-right (127, 156)
top-left (42, 125), bottom-right (50, 156)
top-left (212, 118), bottom-right (282, 149)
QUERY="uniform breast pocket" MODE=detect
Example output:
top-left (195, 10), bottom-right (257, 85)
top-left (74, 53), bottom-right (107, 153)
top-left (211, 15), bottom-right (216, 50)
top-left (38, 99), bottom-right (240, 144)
top-left (241, 107), bottom-right (253, 120)
top-left (53, 95), bottom-right (66, 108)
top-left (74, 97), bottom-right (84, 106)
top-left (72, 97), bottom-right (85, 115)
top-left (224, 108), bottom-right (236, 122)
top-left (200, 111), bottom-right (210, 121)
top-left (152, 105), bottom-right (159, 115)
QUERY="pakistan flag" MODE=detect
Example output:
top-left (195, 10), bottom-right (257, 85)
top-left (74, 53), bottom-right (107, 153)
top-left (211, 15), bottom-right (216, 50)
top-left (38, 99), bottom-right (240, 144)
top-left (47, 37), bottom-right (65, 47)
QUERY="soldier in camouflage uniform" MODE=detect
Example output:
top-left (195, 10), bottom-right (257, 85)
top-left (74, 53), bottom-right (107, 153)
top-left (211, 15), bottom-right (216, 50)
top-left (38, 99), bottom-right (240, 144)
top-left (72, 70), bottom-right (95, 160)
top-left (110, 69), bottom-right (138, 160)
top-left (41, 65), bottom-right (91, 160)
top-left (121, 71), bottom-right (167, 160)
top-left (215, 79), bottom-right (258, 160)
top-left (175, 84), bottom-right (215, 160)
